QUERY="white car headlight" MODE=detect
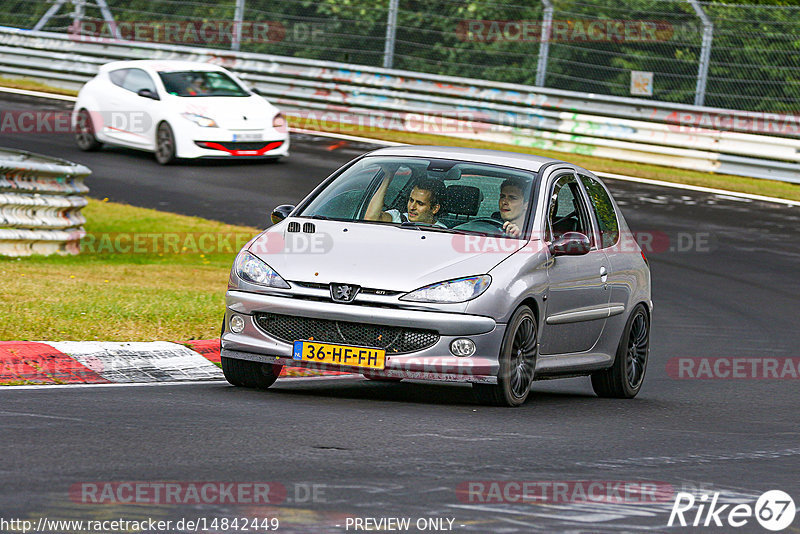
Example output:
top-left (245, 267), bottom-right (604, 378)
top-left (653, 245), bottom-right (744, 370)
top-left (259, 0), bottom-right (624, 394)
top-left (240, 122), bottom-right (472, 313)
top-left (400, 275), bottom-right (491, 303)
top-left (181, 112), bottom-right (218, 127)
top-left (234, 250), bottom-right (290, 289)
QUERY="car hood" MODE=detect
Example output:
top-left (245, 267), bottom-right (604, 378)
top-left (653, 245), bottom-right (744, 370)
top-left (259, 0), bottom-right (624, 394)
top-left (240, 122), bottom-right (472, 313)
top-left (177, 96), bottom-right (275, 129)
top-left (248, 219), bottom-right (527, 292)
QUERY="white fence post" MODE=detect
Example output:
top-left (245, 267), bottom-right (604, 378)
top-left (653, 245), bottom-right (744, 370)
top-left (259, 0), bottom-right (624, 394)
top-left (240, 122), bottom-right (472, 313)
top-left (383, 0), bottom-right (400, 69)
top-left (688, 0), bottom-right (713, 107)
top-left (232, 0), bottom-right (245, 51)
top-left (535, 0), bottom-right (554, 87)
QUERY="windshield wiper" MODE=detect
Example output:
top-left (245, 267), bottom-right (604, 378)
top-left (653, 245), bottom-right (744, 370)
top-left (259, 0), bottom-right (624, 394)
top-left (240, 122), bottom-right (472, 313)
top-left (399, 222), bottom-right (476, 235)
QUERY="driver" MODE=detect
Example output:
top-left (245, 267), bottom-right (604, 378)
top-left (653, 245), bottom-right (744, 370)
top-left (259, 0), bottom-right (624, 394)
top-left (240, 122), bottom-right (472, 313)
top-left (365, 163), bottom-right (447, 227)
top-left (497, 177), bottom-right (529, 238)
top-left (187, 76), bottom-right (209, 96)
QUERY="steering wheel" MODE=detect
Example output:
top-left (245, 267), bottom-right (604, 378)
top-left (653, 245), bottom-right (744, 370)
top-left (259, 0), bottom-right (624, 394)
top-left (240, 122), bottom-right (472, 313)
top-left (453, 217), bottom-right (506, 235)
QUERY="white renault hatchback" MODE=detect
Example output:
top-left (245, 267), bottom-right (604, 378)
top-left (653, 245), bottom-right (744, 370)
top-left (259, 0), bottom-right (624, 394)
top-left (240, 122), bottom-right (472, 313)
top-left (73, 60), bottom-right (289, 164)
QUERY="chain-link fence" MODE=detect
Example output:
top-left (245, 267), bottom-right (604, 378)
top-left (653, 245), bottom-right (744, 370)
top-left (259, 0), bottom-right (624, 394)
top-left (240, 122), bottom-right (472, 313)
top-left (2, 0), bottom-right (798, 112)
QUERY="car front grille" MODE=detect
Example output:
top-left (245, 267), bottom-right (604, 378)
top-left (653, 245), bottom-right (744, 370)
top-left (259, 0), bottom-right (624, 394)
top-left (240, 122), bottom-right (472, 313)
top-left (253, 313), bottom-right (439, 354)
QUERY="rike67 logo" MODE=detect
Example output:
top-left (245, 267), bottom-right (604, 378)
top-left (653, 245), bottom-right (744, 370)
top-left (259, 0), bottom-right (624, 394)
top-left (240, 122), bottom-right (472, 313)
top-left (669, 490), bottom-right (796, 531)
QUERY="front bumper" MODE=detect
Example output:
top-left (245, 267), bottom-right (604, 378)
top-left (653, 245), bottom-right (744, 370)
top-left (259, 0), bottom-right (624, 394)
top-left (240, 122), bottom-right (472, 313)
top-left (222, 291), bottom-right (503, 383)
top-left (174, 126), bottom-right (290, 159)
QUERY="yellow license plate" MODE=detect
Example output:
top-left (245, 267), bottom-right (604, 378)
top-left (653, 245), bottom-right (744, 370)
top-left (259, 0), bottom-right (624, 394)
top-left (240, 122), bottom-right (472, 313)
top-left (292, 340), bottom-right (385, 369)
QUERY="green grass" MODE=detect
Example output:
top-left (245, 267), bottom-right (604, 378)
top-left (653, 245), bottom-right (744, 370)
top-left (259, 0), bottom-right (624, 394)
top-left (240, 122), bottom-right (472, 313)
top-left (0, 199), bottom-right (260, 341)
top-left (0, 76), bottom-right (79, 97)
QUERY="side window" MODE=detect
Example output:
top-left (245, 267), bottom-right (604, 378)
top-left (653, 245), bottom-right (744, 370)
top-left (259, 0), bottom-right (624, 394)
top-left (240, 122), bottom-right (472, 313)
top-left (580, 174), bottom-right (619, 248)
top-left (108, 69), bottom-right (128, 88)
top-left (547, 174), bottom-right (593, 243)
top-left (120, 68), bottom-right (157, 94)
top-left (311, 166), bottom-right (381, 219)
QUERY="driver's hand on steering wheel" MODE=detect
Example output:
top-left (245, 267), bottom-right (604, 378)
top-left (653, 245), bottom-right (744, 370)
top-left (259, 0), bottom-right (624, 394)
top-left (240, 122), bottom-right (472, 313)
top-left (502, 221), bottom-right (521, 238)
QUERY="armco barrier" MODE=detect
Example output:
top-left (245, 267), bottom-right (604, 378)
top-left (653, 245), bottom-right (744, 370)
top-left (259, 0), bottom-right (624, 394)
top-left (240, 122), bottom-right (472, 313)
top-left (0, 147), bottom-right (89, 256)
top-left (0, 26), bottom-right (799, 184)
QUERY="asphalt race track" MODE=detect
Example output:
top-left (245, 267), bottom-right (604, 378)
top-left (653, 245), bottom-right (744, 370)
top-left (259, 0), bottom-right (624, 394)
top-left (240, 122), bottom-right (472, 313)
top-left (2, 93), bottom-right (800, 532)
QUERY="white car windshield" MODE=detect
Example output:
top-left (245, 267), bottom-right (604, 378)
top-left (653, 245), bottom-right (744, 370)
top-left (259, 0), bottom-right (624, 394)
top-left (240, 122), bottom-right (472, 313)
top-left (158, 71), bottom-right (249, 97)
top-left (297, 156), bottom-right (537, 238)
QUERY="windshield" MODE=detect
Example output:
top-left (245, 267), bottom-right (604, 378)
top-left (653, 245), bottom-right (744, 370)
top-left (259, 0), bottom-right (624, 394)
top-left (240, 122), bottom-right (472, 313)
top-left (298, 156), bottom-right (537, 238)
top-left (158, 70), bottom-right (249, 97)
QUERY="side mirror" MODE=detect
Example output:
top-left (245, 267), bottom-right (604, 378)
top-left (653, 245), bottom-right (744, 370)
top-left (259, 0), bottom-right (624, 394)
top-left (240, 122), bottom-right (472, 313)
top-left (549, 232), bottom-right (591, 257)
top-left (271, 204), bottom-right (295, 225)
top-left (137, 88), bottom-right (160, 100)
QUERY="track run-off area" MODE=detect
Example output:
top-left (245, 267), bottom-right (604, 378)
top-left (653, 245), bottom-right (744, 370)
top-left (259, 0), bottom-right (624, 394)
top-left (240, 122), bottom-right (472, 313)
top-left (1, 92), bottom-right (799, 532)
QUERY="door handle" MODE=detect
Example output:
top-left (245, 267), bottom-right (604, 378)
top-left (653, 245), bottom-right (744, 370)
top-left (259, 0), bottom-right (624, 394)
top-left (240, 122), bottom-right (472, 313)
top-left (600, 266), bottom-right (608, 284)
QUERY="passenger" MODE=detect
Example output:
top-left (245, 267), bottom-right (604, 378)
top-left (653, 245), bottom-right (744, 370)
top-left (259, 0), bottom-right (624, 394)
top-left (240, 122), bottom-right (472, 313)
top-left (365, 163), bottom-right (447, 227)
top-left (498, 177), bottom-right (529, 238)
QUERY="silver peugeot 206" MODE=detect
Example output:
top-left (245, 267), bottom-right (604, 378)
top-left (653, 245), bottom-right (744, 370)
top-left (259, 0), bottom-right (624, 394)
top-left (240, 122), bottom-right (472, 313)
top-left (221, 146), bottom-right (652, 406)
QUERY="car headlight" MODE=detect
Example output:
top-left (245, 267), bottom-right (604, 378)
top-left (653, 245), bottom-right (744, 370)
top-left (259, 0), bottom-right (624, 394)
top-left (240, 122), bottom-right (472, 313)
top-left (234, 250), bottom-right (290, 289)
top-left (181, 112), bottom-right (218, 127)
top-left (273, 113), bottom-right (287, 132)
top-left (400, 275), bottom-right (491, 303)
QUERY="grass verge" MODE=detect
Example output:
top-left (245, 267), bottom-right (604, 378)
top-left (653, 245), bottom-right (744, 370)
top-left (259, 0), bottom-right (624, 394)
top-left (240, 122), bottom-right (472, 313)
top-left (0, 76), bottom-right (78, 97)
top-left (0, 199), bottom-right (259, 341)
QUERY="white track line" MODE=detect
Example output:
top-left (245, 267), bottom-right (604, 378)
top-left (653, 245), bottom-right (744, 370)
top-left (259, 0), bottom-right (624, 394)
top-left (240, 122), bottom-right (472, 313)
top-left (289, 127), bottom-right (405, 146)
top-left (0, 374), bottom-right (361, 391)
top-left (1, 85), bottom-right (796, 207)
top-left (595, 171), bottom-right (800, 207)
top-left (0, 85), bottom-right (77, 101)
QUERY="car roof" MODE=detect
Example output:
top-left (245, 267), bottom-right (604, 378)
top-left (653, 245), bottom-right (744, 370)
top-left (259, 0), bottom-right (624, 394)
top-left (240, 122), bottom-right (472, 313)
top-left (364, 145), bottom-right (573, 174)
top-left (98, 60), bottom-right (228, 74)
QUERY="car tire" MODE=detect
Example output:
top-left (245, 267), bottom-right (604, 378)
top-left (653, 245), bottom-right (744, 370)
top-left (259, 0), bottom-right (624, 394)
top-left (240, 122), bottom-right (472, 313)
top-left (221, 356), bottom-right (282, 389)
top-left (154, 122), bottom-right (177, 165)
top-left (473, 305), bottom-right (538, 407)
top-left (591, 303), bottom-right (650, 399)
top-left (75, 109), bottom-right (102, 151)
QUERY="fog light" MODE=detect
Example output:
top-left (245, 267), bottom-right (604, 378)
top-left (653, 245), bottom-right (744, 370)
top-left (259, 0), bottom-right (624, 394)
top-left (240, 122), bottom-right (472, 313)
top-left (230, 314), bottom-right (245, 333)
top-left (450, 338), bottom-right (476, 357)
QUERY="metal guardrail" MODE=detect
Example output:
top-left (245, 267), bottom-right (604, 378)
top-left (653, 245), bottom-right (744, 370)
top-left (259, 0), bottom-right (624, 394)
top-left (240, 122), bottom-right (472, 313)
top-left (1, 26), bottom-right (799, 184)
top-left (0, 147), bottom-right (89, 256)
